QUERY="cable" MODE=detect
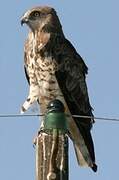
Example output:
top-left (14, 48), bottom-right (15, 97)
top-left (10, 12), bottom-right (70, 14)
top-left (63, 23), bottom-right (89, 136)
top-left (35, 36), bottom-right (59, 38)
top-left (0, 114), bottom-right (43, 118)
top-left (0, 113), bottom-right (119, 122)
top-left (72, 115), bottom-right (119, 122)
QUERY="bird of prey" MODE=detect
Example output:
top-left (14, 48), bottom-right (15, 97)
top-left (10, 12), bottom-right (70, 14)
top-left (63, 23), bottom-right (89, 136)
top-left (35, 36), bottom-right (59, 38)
top-left (21, 6), bottom-right (97, 172)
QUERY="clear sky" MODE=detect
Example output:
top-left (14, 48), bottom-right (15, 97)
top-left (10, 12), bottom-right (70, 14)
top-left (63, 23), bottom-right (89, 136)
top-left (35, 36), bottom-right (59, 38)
top-left (0, 0), bottom-right (118, 179)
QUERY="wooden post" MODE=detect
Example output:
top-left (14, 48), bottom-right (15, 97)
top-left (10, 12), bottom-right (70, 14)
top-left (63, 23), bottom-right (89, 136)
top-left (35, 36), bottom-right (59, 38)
top-left (35, 100), bottom-right (69, 180)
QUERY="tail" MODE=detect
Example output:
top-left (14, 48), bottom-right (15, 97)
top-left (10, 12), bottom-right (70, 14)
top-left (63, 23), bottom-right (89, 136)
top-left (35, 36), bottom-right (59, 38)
top-left (73, 136), bottom-right (97, 172)
top-left (73, 117), bottom-right (97, 172)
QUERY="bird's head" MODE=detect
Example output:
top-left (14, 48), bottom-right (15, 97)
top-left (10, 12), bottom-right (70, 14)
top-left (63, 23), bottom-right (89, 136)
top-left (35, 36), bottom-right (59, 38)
top-left (21, 6), bottom-right (62, 33)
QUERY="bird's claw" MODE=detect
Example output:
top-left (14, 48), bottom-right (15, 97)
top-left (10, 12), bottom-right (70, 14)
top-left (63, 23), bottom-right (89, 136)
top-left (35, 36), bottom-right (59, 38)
top-left (32, 129), bottom-right (44, 148)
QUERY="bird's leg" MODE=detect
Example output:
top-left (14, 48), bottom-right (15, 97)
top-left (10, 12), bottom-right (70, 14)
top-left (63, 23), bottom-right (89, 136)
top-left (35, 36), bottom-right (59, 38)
top-left (21, 84), bottom-right (39, 113)
top-left (36, 97), bottom-right (48, 128)
top-left (32, 100), bottom-right (47, 147)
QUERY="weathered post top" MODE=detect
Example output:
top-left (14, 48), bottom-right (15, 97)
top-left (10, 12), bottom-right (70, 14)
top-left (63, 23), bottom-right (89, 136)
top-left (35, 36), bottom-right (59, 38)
top-left (35, 99), bottom-right (69, 180)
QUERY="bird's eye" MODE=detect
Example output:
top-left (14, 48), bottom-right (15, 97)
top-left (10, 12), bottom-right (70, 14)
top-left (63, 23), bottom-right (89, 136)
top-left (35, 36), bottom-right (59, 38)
top-left (33, 11), bottom-right (40, 17)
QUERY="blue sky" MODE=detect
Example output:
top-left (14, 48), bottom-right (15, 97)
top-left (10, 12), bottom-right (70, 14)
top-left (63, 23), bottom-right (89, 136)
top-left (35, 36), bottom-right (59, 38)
top-left (0, 0), bottom-right (118, 179)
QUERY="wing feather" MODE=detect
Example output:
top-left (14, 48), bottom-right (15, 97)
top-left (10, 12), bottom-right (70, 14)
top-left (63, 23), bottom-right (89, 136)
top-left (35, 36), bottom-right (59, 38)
top-left (55, 38), bottom-right (96, 167)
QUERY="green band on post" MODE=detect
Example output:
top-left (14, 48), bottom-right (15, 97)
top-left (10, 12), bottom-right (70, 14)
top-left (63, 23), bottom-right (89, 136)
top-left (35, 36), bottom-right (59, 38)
top-left (44, 112), bottom-right (67, 133)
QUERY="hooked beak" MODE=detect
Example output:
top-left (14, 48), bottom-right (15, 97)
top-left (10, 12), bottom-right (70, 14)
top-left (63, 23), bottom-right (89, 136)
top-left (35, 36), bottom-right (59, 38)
top-left (21, 17), bottom-right (29, 26)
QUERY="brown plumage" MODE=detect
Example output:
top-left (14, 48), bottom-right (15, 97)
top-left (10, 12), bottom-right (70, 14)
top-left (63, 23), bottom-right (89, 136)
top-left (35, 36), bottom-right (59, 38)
top-left (21, 6), bottom-right (97, 172)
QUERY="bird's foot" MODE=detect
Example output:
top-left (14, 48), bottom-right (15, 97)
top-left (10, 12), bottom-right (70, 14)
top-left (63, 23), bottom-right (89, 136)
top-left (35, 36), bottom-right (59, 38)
top-left (33, 128), bottom-right (44, 148)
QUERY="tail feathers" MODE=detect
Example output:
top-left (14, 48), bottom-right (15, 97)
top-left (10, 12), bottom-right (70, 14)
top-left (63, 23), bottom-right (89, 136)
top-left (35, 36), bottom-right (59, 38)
top-left (91, 163), bottom-right (97, 172)
top-left (74, 133), bottom-right (97, 172)
top-left (74, 142), bottom-right (93, 167)
top-left (74, 143), bottom-right (97, 172)
top-left (72, 114), bottom-right (97, 172)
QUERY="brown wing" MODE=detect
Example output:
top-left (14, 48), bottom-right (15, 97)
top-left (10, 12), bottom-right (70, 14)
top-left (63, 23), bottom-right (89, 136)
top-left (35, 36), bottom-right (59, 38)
top-left (56, 38), bottom-right (93, 121)
top-left (23, 34), bottom-right (30, 85)
top-left (24, 65), bottom-right (30, 84)
top-left (55, 38), bottom-right (97, 171)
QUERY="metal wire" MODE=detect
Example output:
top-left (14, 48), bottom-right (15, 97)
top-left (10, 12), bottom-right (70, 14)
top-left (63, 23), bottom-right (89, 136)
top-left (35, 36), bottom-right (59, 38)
top-left (0, 114), bottom-right (43, 118)
top-left (72, 115), bottom-right (119, 122)
top-left (0, 113), bottom-right (119, 122)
